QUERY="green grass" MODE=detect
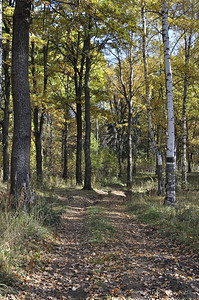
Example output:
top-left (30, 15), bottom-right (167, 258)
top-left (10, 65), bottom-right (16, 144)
top-left (0, 187), bottom-right (63, 293)
top-left (126, 172), bottom-right (199, 250)
top-left (85, 206), bottom-right (117, 244)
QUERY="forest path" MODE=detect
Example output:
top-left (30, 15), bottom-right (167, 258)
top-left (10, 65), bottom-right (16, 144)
top-left (6, 187), bottom-right (199, 299)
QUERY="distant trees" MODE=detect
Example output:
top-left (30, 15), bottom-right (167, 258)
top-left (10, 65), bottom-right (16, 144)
top-left (0, 0), bottom-right (198, 201)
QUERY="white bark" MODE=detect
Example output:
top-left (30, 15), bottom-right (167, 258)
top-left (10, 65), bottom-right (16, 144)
top-left (142, 5), bottom-right (164, 195)
top-left (161, 0), bottom-right (175, 205)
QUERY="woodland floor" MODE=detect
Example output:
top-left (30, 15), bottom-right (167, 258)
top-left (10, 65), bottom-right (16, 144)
top-left (3, 187), bottom-right (199, 300)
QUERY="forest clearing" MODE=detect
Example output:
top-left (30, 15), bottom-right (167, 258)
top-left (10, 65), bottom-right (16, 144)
top-left (1, 0), bottom-right (199, 298)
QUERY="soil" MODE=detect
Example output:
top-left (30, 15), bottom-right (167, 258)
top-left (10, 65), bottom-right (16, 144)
top-left (3, 188), bottom-right (199, 299)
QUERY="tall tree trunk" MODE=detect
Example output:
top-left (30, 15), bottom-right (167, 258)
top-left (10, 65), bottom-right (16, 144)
top-left (48, 115), bottom-right (53, 174)
top-left (127, 102), bottom-right (133, 188)
top-left (142, 4), bottom-right (164, 195)
top-left (43, 42), bottom-right (49, 92)
top-left (2, 24), bottom-right (11, 182)
top-left (162, 0), bottom-right (175, 205)
top-left (118, 132), bottom-right (123, 178)
top-left (83, 18), bottom-right (92, 190)
top-left (10, 0), bottom-right (31, 198)
top-left (182, 34), bottom-right (191, 189)
top-left (187, 152), bottom-right (192, 173)
top-left (76, 97), bottom-right (82, 185)
top-left (133, 117), bottom-right (138, 174)
top-left (31, 41), bottom-right (44, 183)
top-left (96, 118), bottom-right (99, 144)
top-left (117, 45), bottom-right (133, 188)
top-left (74, 36), bottom-right (86, 185)
top-left (33, 107), bottom-right (44, 182)
top-left (62, 109), bottom-right (69, 180)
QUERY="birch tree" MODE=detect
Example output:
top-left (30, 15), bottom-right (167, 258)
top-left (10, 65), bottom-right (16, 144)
top-left (142, 4), bottom-right (164, 195)
top-left (161, 0), bottom-right (175, 205)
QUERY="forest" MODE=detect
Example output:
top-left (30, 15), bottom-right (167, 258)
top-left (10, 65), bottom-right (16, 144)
top-left (0, 0), bottom-right (199, 299)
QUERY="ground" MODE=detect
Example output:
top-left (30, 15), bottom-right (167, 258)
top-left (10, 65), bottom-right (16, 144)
top-left (3, 188), bottom-right (199, 299)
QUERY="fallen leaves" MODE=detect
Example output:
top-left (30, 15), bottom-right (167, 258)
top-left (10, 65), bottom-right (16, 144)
top-left (2, 189), bottom-right (199, 299)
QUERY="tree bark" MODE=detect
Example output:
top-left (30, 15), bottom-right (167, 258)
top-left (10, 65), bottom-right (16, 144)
top-left (10, 0), bottom-right (32, 198)
top-left (142, 4), bottom-right (164, 195)
top-left (132, 116), bottom-right (139, 175)
top-left (31, 41), bottom-right (44, 183)
top-left (62, 109), bottom-right (69, 180)
top-left (33, 107), bottom-right (44, 182)
top-left (127, 102), bottom-right (133, 188)
top-left (83, 17), bottom-right (92, 190)
top-left (162, 0), bottom-right (175, 205)
top-left (117, 45), bottom-right (133, 188)
top-left (182, 34), bottom-right (191, 189)
top-left (76, 97), bottom-right (83, 185)
top-left (2, 22), bottom-right (11, 182)
top-left (118, 132), bottom-right (123, 178)
top-left (74, 34), bottom-right (86, 186)
top-left (187, 152), bottom-right (192, 173)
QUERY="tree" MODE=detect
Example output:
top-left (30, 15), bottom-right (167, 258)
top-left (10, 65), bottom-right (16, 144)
top-left (31, 39), bottom-right (45, 183)
top-left (10, 0), bottom-right (31, 198)
top-left (161, 0), bottom-right (175, 205)
top-left (83, 15), bottom-right (92, 190)
top-left (2, 11), bottom-right (11, 182)
top-left (142, 3), bottom-right (164, 195)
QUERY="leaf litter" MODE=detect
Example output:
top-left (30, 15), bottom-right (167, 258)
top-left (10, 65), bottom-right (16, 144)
top-left (2, 188), bottom-right (199, 299)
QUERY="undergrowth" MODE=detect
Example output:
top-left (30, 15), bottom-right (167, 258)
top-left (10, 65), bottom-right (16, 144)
top-left (126, 173), bottom-right (199, 250)
top-left (0, 189), bottom-right (62, 295)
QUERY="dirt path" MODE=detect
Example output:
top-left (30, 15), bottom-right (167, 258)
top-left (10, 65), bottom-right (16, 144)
top-left (5, 188), bottom-right (199, 299)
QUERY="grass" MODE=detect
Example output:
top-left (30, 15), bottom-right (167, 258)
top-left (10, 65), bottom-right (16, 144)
top-left (0, 185), bottom-right (63, 294)
top-left (85, 206), bottom-right (117, 244)
top-left (126, 172), bottom-right (199, 250)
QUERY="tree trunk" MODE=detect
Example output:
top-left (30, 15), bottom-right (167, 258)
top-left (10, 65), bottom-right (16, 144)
top-left (74, 37), bottom-right (86, 186)
top-left (31, 41), bottom-right (44, 183)
top-left (62, 109), bottom-right (69, 180)
top-left (76, 99), bottom-right (83, 185)
top-left (187, 152), bottom-right (192, 173)
top-left (127, 102), bottom-right (133, 188)
top-left (142, 4), bottom-right (164, 195)
top-left (83, 17), bottom-right (92, 190)
top-left (162, 0), bottom-right (175, 205)
top-left (118, 132), bottom-right (123, 178)
top-left (96, 118), bottom-right (99, 144)
top-left (48, 115), bottom-right (53, 174)
top-left (182, 34), bottom-right (191, 189)
top-left (33, 108), bottom-right (44, 182)
top-left (2, 24), bottom-right (11, 182)
top-left (43, 42), bottom-right (49, 92)
top-left (10, 0), bottom-right (32, 198)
